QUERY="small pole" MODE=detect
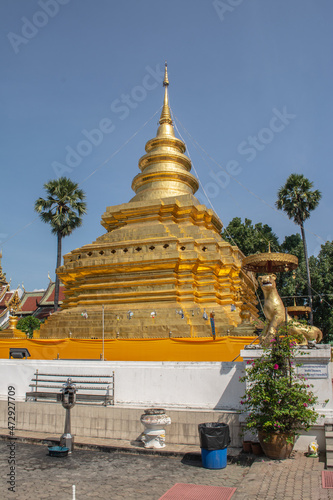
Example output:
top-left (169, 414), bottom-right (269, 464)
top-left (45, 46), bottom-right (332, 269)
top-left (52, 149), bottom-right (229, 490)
top-left (72, 485), bottom-right (76, 500)
top-left (102, 304), bottom-right (105, 361)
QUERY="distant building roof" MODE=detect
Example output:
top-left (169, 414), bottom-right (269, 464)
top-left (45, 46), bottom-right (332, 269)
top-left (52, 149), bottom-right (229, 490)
top-left (0, 289), bottom-right (16, 311)
top-left (30, 282), bottom-right (65, 320)
top-left (38, 282), bottom-right (65, 306)
top-left (19, 290), bottom-right (45, 315)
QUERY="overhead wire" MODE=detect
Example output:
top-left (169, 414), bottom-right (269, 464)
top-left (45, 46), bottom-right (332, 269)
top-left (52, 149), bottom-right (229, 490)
top-left (1, 107), bottom-right (162, 248)
top-left (171, 109), bottom-right (265, 315)
top-left (174, 114), bottom-right (326, 245)
top-left (78, 107), bottom-right (161, 187)
top-left (171, 109), bottom-right (240, 249)
top-left (172, 111), bottom-right (332, 312)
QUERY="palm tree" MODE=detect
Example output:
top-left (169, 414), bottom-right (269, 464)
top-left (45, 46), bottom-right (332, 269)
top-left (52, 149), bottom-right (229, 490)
top-left (35, 177), bottom-right (87, 311)
top-left (276, 173), bottom-right (321, 325)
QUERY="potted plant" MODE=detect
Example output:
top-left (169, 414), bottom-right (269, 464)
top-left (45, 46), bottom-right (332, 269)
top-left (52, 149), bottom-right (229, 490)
top-left (240, 328), bottom-right (319, 459)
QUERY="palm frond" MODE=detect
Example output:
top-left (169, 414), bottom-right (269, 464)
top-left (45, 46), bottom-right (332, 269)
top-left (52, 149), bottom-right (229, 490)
top-left (35, 177), bottom-right (87, 237)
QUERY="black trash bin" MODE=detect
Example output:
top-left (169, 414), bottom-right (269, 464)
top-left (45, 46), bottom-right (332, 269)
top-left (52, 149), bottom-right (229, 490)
top-left (198, 422), bottom-right (230, 469)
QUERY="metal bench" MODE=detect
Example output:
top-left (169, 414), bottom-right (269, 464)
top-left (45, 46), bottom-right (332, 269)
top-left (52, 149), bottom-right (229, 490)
top-left (25, 370), bottom-right (115, 406)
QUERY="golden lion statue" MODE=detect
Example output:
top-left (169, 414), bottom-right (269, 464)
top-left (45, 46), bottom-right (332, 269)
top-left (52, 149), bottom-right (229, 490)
top-left (258, 274), bottom-right (323, 346)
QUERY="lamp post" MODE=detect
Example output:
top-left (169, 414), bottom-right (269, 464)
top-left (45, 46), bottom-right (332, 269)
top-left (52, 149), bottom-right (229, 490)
top-left (102, 304), bottom-right (105, 361)
top-left (59, 378), bottom-right (77, 453)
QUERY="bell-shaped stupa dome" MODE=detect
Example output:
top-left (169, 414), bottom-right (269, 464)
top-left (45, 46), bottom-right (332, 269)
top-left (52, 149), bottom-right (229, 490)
top-left (131, 63), bottom-right (199, 202)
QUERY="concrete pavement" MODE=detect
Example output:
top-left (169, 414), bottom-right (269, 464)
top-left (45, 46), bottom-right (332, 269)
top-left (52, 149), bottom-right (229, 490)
top-left (0, 430), bottom-right (333, 499)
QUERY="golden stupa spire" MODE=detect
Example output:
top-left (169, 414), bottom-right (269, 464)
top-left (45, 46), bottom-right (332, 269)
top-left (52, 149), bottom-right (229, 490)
top-left (130, 63), bottom-right (199, 202)
top-left (159, 62), bottom-right (173, 126)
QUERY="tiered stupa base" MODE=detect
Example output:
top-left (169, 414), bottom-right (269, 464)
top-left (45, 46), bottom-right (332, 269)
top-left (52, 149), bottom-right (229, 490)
top-left (38, 304), bottom-right (250, 339)
top-left (39, 195), bottom-right (257, 339)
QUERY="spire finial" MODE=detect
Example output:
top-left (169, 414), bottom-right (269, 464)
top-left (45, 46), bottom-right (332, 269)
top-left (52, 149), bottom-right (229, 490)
top-left (163, 62), bottom-right (169, 87)
top-left (159, 61), bottom-right (173, 126)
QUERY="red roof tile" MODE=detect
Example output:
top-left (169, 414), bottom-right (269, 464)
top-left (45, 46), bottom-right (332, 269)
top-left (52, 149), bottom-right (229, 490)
top-left (20, 293), bottom-right (44, 313)
top-left (0, 291), bottom-right (14, 308)
top-left (39, 283), bottom-right (64, 305)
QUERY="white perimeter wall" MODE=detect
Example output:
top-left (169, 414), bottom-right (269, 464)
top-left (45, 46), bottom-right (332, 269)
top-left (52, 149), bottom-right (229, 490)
top-left (0, 359), bottom-right (245, 410)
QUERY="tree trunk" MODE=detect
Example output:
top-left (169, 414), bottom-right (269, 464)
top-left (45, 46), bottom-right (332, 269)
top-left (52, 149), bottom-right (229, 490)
top-left (54, 231), bottom-right (62, 312)
top-left (300, 222), bottom-right (313, 325)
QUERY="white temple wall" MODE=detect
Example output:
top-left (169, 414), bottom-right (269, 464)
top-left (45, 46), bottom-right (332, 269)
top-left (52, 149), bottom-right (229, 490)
top-left (0, 359), bottom-right (245, 410)
top-left (0, 355), bottom-right (331, 450)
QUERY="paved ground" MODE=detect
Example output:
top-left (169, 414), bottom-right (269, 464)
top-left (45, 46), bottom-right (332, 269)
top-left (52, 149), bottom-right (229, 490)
top-left (0, 440), bottom-right (250, 500)
top-left (1, 434), bottom-right (333, 500)
top-left (234, 452), bottom-right (332, 500)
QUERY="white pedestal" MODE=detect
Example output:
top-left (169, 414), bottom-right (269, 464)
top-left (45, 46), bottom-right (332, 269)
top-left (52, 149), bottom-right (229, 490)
top-left (140, 409), bottom-right (171, 449)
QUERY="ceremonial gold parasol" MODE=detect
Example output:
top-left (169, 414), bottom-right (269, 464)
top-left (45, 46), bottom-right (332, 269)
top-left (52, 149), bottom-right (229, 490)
top-left (287, 298), bottom-right (311, 318)
top-left (242, 242), bottom-right (298, 274)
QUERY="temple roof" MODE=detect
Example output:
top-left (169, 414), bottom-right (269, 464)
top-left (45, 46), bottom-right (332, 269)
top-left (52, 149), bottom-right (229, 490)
top-left (38, 282), bottom-right (65, 306)
top-left (0, 251), bottom-right (8, 286)
top-left (0, 290), bottom-right (15, 311)
top-left (130, 63), bottom-right (199, 202)
top-left (19, 290), bottom-right (45, 314)
top-left (17, 283), bottom-right (65, 320)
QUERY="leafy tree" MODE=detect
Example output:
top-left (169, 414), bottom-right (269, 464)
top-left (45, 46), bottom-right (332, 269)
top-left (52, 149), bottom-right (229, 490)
top-left (222, 217), bottom-right (280, 255)
top-left (222, 217), bottom-right (326, 332)
top-left (281, 233), bottom-right (304, 261)
top-left (35, 177), bottom-right (87, 311)
top-left (310, 241), bottom-right (333, 343)
top-left (17, 316), bottom-right (41, 339)
top-left (276, 174), bottom-right (322, 325)
top-left (278, 233), bottom-right (306, 304)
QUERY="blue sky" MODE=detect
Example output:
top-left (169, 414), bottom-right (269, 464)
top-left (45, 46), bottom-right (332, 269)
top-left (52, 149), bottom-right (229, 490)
top-left (1, 0), bottom-right (332, 291)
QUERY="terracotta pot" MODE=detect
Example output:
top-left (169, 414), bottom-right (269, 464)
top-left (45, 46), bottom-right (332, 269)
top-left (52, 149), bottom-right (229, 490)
top-left (251, 441), bottom-right (263, 455)
top-left (258, 431), bottom-right (295, 460)
top-left (242, 440), bottom-right (252, 453)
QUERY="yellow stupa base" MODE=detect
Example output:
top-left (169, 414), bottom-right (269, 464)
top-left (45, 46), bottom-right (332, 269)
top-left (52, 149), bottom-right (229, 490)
top-left (0, 328), bottom-right (26, 339)
top-left (0, 336), bottom-right (258, 362)
top-left (0, 315), bottom-right (27, 339)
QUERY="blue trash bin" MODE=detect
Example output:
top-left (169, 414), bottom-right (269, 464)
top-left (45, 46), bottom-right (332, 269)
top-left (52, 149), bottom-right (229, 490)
top-left (198, 422), bottom-right (230, 469)
top-left (201, 447), bottom-right (227, 469)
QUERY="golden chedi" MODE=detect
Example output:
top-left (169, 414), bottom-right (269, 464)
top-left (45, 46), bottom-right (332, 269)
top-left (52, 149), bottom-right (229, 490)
top-left (39, 65), bottom-right (257, 339)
